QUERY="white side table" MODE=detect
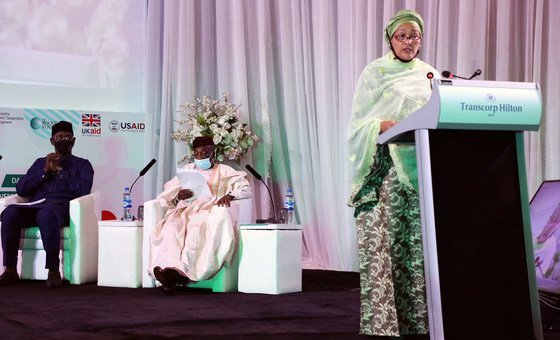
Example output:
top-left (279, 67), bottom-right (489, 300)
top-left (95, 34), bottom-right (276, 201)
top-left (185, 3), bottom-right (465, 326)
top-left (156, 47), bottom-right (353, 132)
top-left (238, 223), bottom-right (303, 294)
top-left (98, 220), bottom-right (143, 288)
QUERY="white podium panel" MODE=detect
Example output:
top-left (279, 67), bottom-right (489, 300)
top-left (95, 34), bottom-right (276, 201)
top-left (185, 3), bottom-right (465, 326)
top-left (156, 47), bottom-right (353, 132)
top-left (97, 220), bottom-right (143, 288)
top-left (238, 224), bottom-right (302, 294)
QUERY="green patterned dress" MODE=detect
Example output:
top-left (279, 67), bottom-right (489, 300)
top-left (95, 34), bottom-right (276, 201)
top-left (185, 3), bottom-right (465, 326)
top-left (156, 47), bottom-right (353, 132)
top-left (347, 52), bottom-right (438, 336)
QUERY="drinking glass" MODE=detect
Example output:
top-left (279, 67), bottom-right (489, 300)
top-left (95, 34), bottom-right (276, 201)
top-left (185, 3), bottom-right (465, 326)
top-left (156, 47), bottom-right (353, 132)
top-left (279, 208), bottom-right (288, 224)
top-left (137, 205), bottom-right (144, 221)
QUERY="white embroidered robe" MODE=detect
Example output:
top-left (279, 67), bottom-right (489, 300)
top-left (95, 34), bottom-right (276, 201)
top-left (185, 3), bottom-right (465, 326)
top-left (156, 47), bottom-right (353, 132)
top-left (149, 163), bottom-right (251, 281)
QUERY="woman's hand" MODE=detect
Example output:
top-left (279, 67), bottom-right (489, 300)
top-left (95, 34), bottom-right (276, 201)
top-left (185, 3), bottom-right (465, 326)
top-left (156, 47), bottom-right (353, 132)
top-left (177, 189), bottom-right (194, 201)
top-left (380, 120), bottom-right (398, 133)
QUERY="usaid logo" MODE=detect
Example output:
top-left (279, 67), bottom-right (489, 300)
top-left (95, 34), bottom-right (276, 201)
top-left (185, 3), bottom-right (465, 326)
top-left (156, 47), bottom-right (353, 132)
top-left (109, 120), bottom-right (120, 132)
top-left (109, 120), bottom-right (146, 133)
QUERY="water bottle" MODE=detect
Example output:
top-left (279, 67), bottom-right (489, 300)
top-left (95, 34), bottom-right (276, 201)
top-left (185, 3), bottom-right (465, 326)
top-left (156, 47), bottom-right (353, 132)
top-left (284, 188), bottom-right (295, 224)
top-left (123, 187), bottom-right (133, 221)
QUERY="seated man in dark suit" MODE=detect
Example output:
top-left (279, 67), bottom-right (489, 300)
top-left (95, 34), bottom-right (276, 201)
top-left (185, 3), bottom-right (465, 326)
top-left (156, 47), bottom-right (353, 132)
top-left (0, 121), bottom-right (94, 288)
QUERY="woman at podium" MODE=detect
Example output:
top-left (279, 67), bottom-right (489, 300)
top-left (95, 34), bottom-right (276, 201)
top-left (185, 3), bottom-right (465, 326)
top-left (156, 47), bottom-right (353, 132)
top-left (347, 9), bottom-right (439, 337)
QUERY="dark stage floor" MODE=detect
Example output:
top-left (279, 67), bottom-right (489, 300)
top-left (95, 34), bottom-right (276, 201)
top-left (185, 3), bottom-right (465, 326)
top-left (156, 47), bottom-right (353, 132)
top-left (0, 270), bottom-right (559, 339)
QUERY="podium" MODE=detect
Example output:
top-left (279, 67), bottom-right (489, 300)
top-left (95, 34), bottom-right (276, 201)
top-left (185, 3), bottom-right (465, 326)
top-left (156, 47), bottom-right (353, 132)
top-left (378, 79), bottom-right (543, 340)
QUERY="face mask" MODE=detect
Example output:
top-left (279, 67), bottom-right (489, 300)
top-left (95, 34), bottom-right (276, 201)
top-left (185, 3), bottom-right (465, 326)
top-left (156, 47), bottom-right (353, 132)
top-left (194, 156), bottom-right (212, 170)
top-left (54, 140), bottom-right (74, 154)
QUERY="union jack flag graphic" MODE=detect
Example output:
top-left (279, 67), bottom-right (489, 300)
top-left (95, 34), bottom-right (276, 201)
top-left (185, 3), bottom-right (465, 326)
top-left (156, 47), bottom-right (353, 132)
top-left (82, 113), bottom-right (101, 127)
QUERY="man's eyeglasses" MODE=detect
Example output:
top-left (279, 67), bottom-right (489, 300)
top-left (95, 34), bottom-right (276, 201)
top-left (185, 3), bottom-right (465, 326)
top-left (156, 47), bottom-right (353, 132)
top-left (393, 33), bottom-right (421, 43)
top-left (52, 136), bottom-right (74, 142)
top-left (193, 147), bottom-right (214, 159)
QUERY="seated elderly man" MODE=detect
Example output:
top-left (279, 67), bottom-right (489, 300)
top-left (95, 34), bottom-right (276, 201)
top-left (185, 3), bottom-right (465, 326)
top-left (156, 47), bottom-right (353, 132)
top-left (149, 136), bottom-right (251, 294)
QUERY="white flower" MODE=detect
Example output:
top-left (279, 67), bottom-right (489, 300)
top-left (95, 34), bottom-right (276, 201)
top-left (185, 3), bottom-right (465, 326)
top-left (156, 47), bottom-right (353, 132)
top-left (172, 93), bottom-right (259, 164)
top-left (217, 115), bottom-right (228, 126)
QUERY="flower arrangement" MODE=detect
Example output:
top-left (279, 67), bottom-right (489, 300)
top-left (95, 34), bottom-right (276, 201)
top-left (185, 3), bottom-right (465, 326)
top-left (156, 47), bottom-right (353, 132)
top-left (172, 93), bottom-right (259, 163)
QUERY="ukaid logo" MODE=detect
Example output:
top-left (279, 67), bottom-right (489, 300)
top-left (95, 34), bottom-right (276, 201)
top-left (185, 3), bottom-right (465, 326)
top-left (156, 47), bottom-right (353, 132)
top-left (82, 113), bottom-right (102, 136)
top-left (109, 120), bottom-right (145, 133)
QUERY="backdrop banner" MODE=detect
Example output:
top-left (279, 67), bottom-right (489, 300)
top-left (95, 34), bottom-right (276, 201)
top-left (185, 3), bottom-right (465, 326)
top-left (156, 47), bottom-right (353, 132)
top-left (0, 108), bottom-right (146, 220)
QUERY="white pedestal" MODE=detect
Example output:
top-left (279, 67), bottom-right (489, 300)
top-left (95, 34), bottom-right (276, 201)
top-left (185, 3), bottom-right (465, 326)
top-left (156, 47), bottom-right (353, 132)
top-left (238, 223), bottom-right (303, 294)
top-left (98, 220), bottom-right (143, 288)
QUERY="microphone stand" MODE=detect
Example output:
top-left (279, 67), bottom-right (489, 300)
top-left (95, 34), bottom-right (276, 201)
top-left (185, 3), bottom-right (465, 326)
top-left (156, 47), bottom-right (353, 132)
top-left (256, 180), bottom-right (279, 224)
top-left (130, 159), bottom-right (157, 194)
top-left (124, 159), bottom-right (156, 221)
top-left (129, 176), bottom-right (141, 195)
top-left (442, 69), bottom-right (482, 80)
top-left (245, 164), bottom-right (279, 224)
top-left (468, 69), bottom-right (482, 80)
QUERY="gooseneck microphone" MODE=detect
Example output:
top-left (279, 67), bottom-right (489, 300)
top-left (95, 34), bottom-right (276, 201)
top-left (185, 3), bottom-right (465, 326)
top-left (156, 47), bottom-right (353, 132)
top-left (442, 70), bottom-right (467, 79)
top-left (245, 164), bottom-right (262, 181)
top-left (468, 69), bottom-right (482, 80)
top-left (139, 158), bottom-right (157, 177)
top-left (245, 164), bottom-right (279, 224)
top-left (426, 72), bottom-right (435, 89)
top-left (442, 69), bottom-right (482, 80)
top-left (130, 159), bottom-right (157, 194)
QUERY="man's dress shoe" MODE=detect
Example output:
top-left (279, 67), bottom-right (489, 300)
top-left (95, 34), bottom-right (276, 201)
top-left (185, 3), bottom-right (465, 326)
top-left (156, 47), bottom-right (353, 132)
top-left (154, 266), bottom-right (174, 295)
top-left (46, 270), bottom-right (62, 288)
top-left (0, 271), bottom-right (20, 286)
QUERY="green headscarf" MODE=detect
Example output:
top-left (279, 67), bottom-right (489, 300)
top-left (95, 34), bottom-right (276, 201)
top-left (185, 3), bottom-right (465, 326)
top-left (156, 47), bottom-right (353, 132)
top-left (384, 9), bottom-right (424, 45)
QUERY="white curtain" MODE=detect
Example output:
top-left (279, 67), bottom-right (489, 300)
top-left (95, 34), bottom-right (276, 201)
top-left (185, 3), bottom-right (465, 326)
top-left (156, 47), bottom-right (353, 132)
top-left (144, 0), bottom-right (560, 272)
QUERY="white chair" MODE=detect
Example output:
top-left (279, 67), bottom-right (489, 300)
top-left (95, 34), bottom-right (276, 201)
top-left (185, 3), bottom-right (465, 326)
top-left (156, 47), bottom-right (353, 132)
top-left (0, 192), bottom-right (100, 284)
top-left (142, 197), bottom-right (253, 292)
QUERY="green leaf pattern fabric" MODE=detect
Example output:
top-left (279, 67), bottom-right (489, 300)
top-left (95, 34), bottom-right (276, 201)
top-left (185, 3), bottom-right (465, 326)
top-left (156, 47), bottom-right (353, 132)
top-left (355, 147), bottom-right (428, 336)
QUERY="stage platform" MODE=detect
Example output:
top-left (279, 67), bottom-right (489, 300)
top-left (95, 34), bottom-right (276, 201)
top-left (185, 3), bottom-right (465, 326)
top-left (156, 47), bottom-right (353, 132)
top-left (1, 270), bottom-right (560, 339)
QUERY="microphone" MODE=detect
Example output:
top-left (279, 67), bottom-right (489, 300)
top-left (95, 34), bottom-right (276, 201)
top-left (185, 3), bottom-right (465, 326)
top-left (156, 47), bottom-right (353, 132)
top-left (245, 164), bottom-right (279, 224)
top-left (245, 164), bottom-right (262, 181)
top-left (130, 159), bottom-right (156, 194)
top-left (139, 158), bottom-right (156, 176)
top-left (442, 69), bottom-right (483, 80)
top-left (0, 155), bottom-right (2, 160)
top-left (442, 70), bottom-right (468, 80)
top-left (426, 72), bottom-right (434, 89)
top-left (468, 69), bottom-right (482, 80)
